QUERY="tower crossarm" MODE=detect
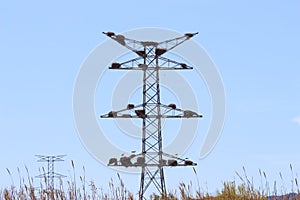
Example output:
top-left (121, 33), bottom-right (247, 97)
top-left (156, 32), bottom-right (198, 56)
top-left (35, 172), bottom-right (67, 178)
top-left (103, 32), bottom-right (155, 57)
top-left (35, 155), bottom-right (66, 162)
top-left (100, 103), bottom-right (202, 119)
top-left (103, 31), bottom-right (198, 58)
top-left (108, 56), bottom-right (193, 70)
top-left (108, 151), bottom-right (197, 168)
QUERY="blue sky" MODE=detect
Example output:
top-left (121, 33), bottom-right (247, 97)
top-left (1, 0), bottom-right (300, 196)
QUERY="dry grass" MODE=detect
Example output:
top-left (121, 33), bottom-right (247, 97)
top-left (1, 163), bottom-right (300, 199)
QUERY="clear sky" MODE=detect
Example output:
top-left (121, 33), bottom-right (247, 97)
top-left (1, 0), bottom-right (300, 197)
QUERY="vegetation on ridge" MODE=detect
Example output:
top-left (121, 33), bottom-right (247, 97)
top-left (1, 163), bottom-right (299, 199)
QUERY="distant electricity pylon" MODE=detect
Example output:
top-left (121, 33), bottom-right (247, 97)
top-left (35, 155), bottom-right (66, 190)
top-left (101, 31), bottom-right (202, 199)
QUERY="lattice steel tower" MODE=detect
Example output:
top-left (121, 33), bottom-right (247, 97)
top-left (101, 31), bottom-right (202, 199)
top-left (35, 155), bottom-right (66, 190)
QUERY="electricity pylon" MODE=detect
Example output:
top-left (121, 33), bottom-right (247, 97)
top-left (35, 155), bottom-right (66, 190)
top-left (101, 31), bottom-right (202, 199)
